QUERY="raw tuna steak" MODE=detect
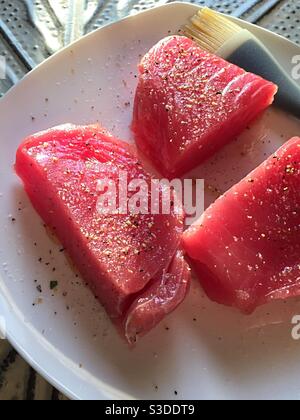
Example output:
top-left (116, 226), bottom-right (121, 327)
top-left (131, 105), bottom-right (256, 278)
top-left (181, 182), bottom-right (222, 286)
top-left (183, 137), bottom-right (300, 313)
top-left (15, 124), bottom-right (191, 342)
top-left (132, 36), bottom-right (277, 178)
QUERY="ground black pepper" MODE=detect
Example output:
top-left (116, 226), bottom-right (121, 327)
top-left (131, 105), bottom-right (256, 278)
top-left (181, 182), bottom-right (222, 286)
top-left (50, 280), bottom-right (58, 290)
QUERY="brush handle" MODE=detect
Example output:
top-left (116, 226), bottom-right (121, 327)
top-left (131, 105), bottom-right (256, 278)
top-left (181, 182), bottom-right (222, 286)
top-left (218, 30), bottom-right (300, 118)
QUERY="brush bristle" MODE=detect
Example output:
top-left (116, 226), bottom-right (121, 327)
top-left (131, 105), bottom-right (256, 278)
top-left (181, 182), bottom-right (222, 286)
top-left (183, 7), bottom-right (242, 54)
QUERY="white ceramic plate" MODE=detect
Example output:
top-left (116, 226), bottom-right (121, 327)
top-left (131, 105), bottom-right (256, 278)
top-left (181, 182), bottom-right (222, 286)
top-left (1, 2), bottom-right (300, 400)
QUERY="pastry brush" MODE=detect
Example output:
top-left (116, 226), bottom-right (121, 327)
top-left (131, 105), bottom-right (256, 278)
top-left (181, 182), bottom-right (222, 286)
top-left (184, 7), bottom-right (300, 118)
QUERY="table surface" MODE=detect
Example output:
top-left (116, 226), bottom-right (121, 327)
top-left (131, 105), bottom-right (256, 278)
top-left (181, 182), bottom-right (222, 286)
top-left (0, 0), bottom-right (299, 401)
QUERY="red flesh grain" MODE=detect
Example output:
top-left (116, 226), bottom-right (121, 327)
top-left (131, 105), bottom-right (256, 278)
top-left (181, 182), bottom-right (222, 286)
top-left (132, 36), bottom-right (277, 178)
top-left (15, 124), bottom-right (190, 342)
top-left (183, 137), bottom-right (300, 313)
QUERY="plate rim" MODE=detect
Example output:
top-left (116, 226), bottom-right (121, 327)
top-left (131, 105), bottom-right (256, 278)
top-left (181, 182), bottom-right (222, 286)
top-left (2, 1), bottom-right (300, 103)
